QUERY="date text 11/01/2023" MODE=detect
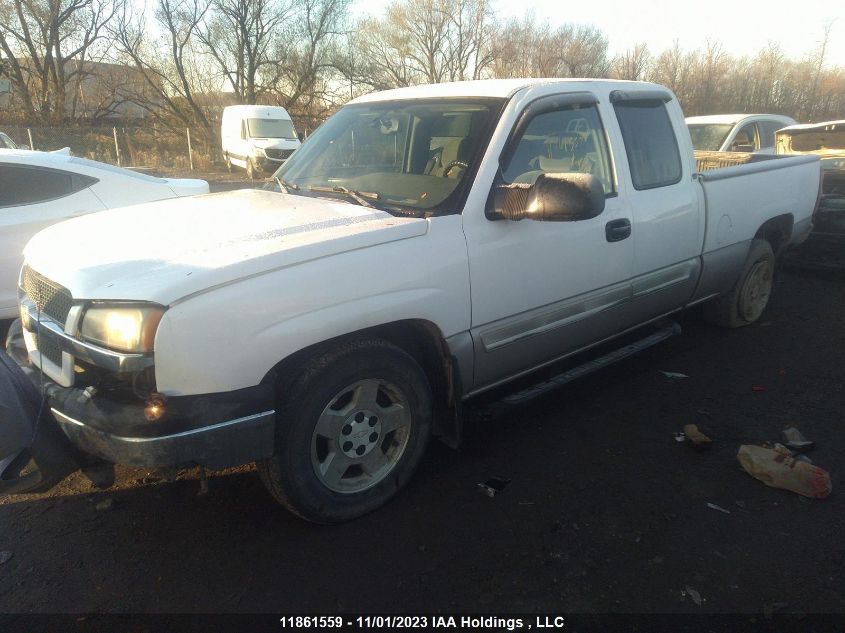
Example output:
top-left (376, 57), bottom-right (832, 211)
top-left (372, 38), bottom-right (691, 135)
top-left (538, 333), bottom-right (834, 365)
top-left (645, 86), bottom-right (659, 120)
top-left (277, 616), bottom-right (568, 630)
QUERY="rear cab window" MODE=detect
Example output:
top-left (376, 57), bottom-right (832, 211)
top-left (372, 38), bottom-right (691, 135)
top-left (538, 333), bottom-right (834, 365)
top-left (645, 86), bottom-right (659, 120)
top-left (612, 93), bottom-right (682, 190)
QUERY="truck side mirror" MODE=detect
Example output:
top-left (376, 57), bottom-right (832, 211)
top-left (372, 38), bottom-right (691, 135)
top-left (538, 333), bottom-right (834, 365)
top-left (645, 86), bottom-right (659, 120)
top-left (487, 172), bottom-right (606, 222)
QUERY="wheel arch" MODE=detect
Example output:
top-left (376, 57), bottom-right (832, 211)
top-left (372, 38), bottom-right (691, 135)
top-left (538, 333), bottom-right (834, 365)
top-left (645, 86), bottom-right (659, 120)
top-left (755, 213), bottom-right (793, 257)
top-left (260, 318), bottom-right (465, 449)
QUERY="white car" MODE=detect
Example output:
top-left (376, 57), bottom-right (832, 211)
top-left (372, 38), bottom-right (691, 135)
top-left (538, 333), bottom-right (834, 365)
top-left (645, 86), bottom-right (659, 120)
top-left (0, 132), bottom-right (22, 150)
top-left (0, 149), bottom-right (209, 319)
top-left (686, 113), bottom-right (796, 153)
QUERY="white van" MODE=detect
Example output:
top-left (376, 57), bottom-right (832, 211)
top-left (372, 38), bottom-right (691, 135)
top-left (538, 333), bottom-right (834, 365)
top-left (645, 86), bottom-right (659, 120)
top-left (221, 105), bottom-right (301, 179)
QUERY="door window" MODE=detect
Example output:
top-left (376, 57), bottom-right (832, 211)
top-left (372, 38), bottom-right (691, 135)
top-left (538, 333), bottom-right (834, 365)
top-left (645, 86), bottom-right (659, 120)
top-left (730, 123), bottom-right (758, 151)
top-left (0, 165), bottom-right (96, 207)
top-left (614, 100), bottom-right (682, 190)
top-left (501, 103), bottom-right (615, 194)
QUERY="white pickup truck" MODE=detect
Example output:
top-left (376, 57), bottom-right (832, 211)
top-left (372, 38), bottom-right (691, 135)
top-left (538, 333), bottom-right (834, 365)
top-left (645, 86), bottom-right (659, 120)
top-left (5, 79), bottom-right (821, 523)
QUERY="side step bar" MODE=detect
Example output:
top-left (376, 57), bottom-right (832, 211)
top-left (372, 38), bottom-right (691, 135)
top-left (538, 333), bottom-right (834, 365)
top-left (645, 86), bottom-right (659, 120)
top-left (476, 321), bottom-right (681, 413)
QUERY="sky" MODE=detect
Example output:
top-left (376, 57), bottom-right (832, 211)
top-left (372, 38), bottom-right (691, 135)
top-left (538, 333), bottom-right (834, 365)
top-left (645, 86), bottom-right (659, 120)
top-left (352, 0), bottom-right (845, 66)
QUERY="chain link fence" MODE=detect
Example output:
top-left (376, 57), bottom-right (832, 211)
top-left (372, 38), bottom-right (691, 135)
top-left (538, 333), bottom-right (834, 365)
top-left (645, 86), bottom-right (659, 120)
top-left (0, 115), bottom-right (323, 175)
top-left (1, 122), bottom-right (218, 172)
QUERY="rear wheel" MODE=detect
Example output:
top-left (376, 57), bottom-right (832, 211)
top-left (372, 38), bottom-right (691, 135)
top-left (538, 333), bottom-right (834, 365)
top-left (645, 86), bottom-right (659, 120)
top-left (224, 153), bottom-right (232, 172)
top-left (705, 238), bottom-right (775, 328)
top-left (258, 338), bottom-right (432, 523)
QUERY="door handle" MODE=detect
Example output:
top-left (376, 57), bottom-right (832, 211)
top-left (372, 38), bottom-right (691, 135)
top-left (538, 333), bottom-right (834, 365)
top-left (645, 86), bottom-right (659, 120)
top-left (605, 219), bottom-right (631, 242)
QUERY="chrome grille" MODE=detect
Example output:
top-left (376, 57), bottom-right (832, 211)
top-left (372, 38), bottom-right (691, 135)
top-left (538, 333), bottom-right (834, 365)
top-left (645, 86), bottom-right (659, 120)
top-left (265, 148), bottom-right (294, 160)
top-left (34, 328), bottom-right (63, 366)
top-left (22, 266), bottom-right (74, 327)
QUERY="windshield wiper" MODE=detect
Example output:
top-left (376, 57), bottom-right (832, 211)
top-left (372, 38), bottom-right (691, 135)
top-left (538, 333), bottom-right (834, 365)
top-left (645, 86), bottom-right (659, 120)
top-left (308, 185), bottom-right (380, 209)
top-left (275, 177), bottom-right (299, 194)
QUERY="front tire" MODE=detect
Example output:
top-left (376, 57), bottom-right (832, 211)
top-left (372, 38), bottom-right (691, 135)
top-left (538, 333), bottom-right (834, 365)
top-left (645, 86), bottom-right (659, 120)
top-left (705, 238), bottom-right (775, 328)
top-left (246, 158), bottom-right (256, 180)
top-left (258, 338), bottom-right (432, 523)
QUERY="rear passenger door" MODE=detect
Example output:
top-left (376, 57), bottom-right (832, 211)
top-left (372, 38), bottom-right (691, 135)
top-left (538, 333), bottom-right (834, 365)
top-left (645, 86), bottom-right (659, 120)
top-left (0, 164), bottom-right (104, 315)
top-left (610, 91), bottom-right (703, 323)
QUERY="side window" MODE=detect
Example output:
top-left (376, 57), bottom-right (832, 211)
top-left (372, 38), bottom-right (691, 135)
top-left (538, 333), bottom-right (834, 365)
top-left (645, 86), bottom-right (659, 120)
top-left (0, 165), bottom-right (95, 207)
top-left (501, 103), bottom-right (614, 194)
top-left (614, 100), bottom-right (682, 190)
top-left (731, 123), bottom-right (758, 151)
top-left (758, 121), bottom-right (782, 149)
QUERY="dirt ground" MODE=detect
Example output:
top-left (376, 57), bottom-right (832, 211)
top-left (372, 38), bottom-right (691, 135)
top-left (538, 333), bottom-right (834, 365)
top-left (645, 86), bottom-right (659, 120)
top-left (1, 240), bottom-right (845, 619)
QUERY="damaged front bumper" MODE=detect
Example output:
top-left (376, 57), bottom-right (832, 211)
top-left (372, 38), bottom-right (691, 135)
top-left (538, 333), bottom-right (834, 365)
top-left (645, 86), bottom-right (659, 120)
top-left (3, 321), bottom-right (277, 495)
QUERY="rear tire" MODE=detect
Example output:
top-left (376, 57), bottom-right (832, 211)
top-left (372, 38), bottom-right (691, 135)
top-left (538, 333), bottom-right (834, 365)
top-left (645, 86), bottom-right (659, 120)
top-left (705, 238), bottom-right (775, 328)
top-left (224, 153), bottom-right (232, 173)
top-left (258, 338), bottom-right (432, 524)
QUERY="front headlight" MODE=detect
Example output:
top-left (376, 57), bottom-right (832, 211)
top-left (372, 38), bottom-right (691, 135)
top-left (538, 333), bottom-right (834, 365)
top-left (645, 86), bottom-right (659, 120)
top-left (79, 304), bottom-right (165, 354)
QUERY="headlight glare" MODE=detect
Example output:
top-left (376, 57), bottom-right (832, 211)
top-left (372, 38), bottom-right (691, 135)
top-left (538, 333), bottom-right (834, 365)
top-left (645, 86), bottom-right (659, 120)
top-left (80, 305), bottom-right (164, 353)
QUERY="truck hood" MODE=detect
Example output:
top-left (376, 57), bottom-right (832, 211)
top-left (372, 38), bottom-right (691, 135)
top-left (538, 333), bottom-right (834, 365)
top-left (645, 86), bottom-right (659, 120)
top-left (23, 189), bottom-right (427, 305)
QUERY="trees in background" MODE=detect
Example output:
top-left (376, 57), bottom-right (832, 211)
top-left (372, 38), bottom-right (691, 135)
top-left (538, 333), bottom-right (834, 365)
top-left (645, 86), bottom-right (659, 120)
top-left (0, 0), bottom-right (123, 121)
top-left (1, 0), bottom-right (843, 133)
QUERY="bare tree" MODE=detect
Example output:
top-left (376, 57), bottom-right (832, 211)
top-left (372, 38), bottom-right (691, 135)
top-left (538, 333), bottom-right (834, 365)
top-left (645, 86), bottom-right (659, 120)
top-left (0, 0), bottom-right (122, 121)
top-left (196, 0), bottom-right (290, 104)
top-left (266, 0), bottom-right (350, 112)
top-left (612, 43), bottom-right (650, 80)
top-left (111, 0), bottom-right (216, 138)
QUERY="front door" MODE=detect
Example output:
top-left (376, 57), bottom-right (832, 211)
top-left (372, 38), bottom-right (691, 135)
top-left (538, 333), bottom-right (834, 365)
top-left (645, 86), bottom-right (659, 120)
top-left (463, 95), bottom-right (635, 391)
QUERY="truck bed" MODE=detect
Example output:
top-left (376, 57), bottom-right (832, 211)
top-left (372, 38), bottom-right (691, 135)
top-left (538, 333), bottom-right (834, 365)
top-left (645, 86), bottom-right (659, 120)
top-left (697, 153), bottom-right (820, 255)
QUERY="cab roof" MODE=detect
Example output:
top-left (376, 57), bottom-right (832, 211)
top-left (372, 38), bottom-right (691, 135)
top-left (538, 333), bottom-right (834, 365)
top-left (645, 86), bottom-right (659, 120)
top-left (349, 78), bottom-right (667, 104)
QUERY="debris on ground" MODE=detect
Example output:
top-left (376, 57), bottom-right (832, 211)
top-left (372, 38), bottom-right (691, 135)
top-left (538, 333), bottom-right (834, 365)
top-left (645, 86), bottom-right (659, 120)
top-left (0, 551), bottom-right (12, 565)
top-left (95, 498), bottom-right (114, 511)
top-left (674, 432), bottom-right (686, 443)
top-left (737, 445), bottom-right (832, 499)
top-left (660, 371), bottom-right (689, 380)
top-left (751, 384), bottom-right (767, 392)
top-left (707, 502), bottom-right (731, 514)
top-left (683, 424), bottom-right (712, 450)
top-left (782, 426), bottom-right (814, 452)
top-left (477, 477), bottom-right (511, 498)
top-left (684, 586), bottom-right (703, 606)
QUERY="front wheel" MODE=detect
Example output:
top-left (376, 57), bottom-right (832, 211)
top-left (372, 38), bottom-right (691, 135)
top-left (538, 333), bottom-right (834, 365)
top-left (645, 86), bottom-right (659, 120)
top-left (704, 238), bottom-right (775, 328)
top-left (246, 158), bottom-right (256, 180)
top-left (258, 338), bottom-right (432, 523)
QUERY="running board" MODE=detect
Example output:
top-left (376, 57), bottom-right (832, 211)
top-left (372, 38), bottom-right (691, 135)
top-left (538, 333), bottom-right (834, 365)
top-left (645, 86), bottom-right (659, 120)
top-left (478, 321), bottom-right (681, 412)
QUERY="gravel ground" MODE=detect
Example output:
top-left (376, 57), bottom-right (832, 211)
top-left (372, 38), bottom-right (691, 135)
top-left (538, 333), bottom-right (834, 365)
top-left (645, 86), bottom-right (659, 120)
top-left (1, 181), bottom-right (844, 624)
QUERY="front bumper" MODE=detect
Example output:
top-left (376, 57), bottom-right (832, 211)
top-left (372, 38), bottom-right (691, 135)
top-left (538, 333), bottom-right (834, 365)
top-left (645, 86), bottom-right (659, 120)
top-left (51, 406), bottom-right (276, 470)
top-left (9, 323), bottom-right (277, 471)
top-left (256, 156), bottom-right (288, 171)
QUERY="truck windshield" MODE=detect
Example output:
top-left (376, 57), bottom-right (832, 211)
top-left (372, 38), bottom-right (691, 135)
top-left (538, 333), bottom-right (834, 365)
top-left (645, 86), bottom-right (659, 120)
top-left (248, 118), bottom-right (297, 139)
top-left (687, 124), bottom-right (733, 151)
top-left (272, 98), bottom-right (505, 215)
